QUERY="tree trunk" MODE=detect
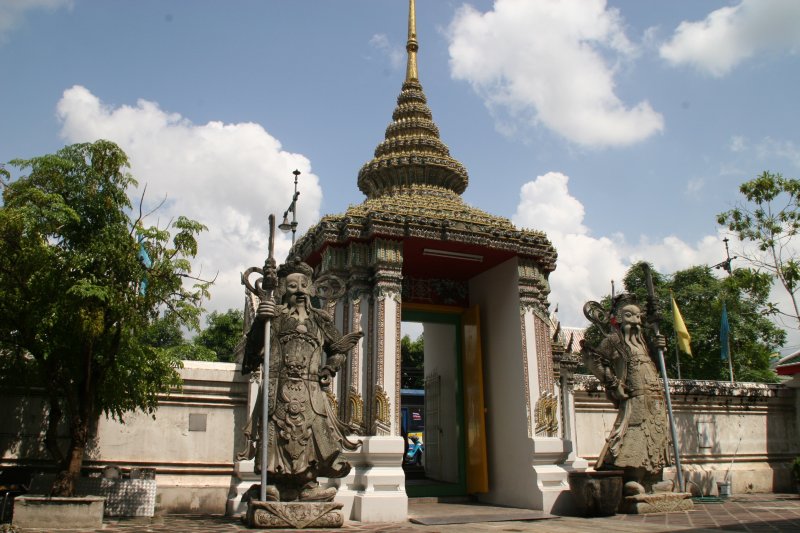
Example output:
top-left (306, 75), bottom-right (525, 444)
top-left (51, 342), bottom-right (95, 497)
top-left (44, 397), bottom-right (65, 465)
top-left (50, 414), bottom-right (90, 497)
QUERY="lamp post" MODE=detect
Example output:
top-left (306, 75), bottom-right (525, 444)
top-left (713, 237), bottom-right (736, 276)
top-left (279, 170), bottom-right (301, 246)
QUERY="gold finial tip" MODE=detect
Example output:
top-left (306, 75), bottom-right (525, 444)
top-left (405, 0), bottom-right (419, 81)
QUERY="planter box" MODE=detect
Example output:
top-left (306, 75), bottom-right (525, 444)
top-left (13, 496), bottom-right (105, 529)
top-left (29, 475), bottom-right (157, 517)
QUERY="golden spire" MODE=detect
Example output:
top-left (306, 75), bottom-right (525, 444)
top-left (357, 0), bottom-right (469, 199)
top-left (406, 0), bottom-right (418, 81)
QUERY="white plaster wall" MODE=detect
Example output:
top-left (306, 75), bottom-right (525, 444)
top-left (573, 377), bottom-right (800, 495)
top-left (422, 321), bottom-right (458, 483)
top-left (1, 361), bottom-right (248, 514)
top-left (468, 257), bottom-right (537, 508)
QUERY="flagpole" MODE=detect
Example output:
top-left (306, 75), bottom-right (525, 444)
top-left (727, 335), bottom-right (734, 383)
top-left (643, 264), bottom-right (684, 493)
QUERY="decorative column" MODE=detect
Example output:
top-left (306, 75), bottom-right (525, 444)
top-left (344, 243), bottom-right (371, 434)
top-left (368, 238), bottom-right (403, 436)
top-left (517, 258), bottom-right (571, 514)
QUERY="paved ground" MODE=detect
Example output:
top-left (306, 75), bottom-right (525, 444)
top-left (6, 494), bottom-right (800, 532)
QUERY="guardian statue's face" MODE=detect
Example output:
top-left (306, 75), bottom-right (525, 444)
top-left (285, 272), bottom-right (311, 308)
top-left (617, 304), bottom-right (642, 327)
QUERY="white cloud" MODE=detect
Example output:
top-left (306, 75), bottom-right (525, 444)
top-left (755, 137), bottom-right (800, 170)
top-left (660, 0), bottom-right (800, 77)
top-left (369, 33), bottom-right (404, 70)
top-left (56, 85), bottom-right (321, 321)
top-left (447, 0), bottom-right (663, 148)
top-left (0, 0), bottom-right (71, 43)
top-left (512, 171), bottom-right (723, 328)
top-left (730, 135), bottom-right (747, 153)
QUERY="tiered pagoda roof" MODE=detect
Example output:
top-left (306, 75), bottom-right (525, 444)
top-left (295, 0), bottom-right (557, 277)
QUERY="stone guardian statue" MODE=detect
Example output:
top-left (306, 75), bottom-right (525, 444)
top-left (241, 257), bottom-right (362, 527)
top-left (580, 294), bottom-right (671, 492)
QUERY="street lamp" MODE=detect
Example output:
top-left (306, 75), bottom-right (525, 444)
top-left (713, 237), bottom-right (737, 275)
top-left (279, 170), bottom-right (301, 246)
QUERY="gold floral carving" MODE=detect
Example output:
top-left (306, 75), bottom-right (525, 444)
top-left (534, 393), bottom-right (558, 437)
top-left (347, 388), bottom-right (364, 432)
top-left (373, 386), bottom-right (391, 436)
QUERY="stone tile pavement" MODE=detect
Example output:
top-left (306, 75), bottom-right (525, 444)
top-left (7, 494), bottom-right (800, 532)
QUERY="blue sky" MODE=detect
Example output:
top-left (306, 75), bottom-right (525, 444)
top-left (2, 0), bottom-right (800, 352)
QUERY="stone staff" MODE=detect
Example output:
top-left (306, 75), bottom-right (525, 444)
top-left (259, 214), bottom-right (277, 502)
top-left (642, 263), bottom-right (685, 493)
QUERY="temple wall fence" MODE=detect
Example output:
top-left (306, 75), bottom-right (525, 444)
top-left (573, 375), bottom-right (800, 496)
top-left (3, 362), bottom-right (799, 515)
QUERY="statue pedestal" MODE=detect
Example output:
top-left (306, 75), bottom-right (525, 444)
top-left (567, 470), bottom-right (624, 517)
top-left (245, 500), bottom-right (344, 529)
top-left (620, 492), bottom-right (694, 514)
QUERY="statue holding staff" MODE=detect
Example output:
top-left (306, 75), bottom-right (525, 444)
top-left (581, 293), bottom-right (671, 492)
top-left (241, 254), bottom-right (362, 503)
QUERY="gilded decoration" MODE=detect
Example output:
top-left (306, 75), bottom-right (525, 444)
top-left (373, 386), bottom-right (392, 436)
top-left (534, 393), bottom-right (559, 437)
top-left (347, 388), bottom-right (364, 432)
top-left (371, 238), bottom-right (403, 267)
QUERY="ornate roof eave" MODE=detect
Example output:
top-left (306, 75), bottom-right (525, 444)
top-left (294, 210), bottom-right (557, 273)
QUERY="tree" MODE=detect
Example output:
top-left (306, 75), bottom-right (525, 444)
top-left (623, 262), bottom-right (783, 382)
top-left (400, 334), bottom-right (424, 389)
top-left (141, 314), bottom-right (216, 361)
top-left (0, 141), bottom-right (210, 496)
top-left (194, 309), bottom-right (244, 362)
top-left (717, 171), bottom-right (800, 327)
top-left (585, 262), bottom-right (784, 382)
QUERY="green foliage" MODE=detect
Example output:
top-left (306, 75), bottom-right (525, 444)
top-left (401, 334), bottom-right (424, 389)
top-left (792, 456), bottom-right (800, 482)
top-left (586, 261), bottom-right (783, 382)
top-left (194, 309), bottom-right (244, 362)
top-left (717, 171), bottom-right (800, 326)
top-left (0, 141), bottom-right (209, 494)
top-left (166, 342), bottom-right (217, 362)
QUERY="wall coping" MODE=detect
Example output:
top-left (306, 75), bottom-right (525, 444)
top-left (573, 374), bottom-right (787, 398)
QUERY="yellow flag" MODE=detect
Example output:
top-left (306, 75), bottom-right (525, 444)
top-left (672, 295), bottom-right (692, 356)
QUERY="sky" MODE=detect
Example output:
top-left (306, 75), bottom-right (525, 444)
top-left (2, 0), bottom-right (800, 353)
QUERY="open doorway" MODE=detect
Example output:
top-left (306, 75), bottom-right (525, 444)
top-left (400, 310), bottom-right (466, 497)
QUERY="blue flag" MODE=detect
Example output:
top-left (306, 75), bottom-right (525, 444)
top-left (137, 233), bottom-right (152, 295)
top-left (720, 303), bottom-right (730, 361)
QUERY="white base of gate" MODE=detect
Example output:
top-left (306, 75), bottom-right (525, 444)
top-left (322, 436), bottom-right (407, 523)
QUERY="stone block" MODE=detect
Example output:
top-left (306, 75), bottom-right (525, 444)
top-left (13, 496), bottom-right (105, 530)
top-left (619, 492), bottom-right (694, 514)
top-left (246, 500), bottom-right (344, 528)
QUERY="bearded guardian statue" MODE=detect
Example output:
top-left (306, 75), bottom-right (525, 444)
top-left (580, 294), bottom-right (671, 492)
top-left (241, 258), bottom-right (363, 503)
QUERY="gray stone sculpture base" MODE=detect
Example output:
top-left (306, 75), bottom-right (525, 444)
top-left (620, 492), bottom-right (694, 514)
top-left (245, 500), bottom-right (344, 529)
